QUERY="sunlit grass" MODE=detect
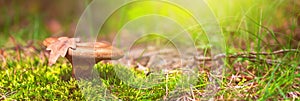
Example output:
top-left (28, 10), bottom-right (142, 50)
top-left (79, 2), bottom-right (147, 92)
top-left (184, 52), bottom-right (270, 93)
top-left (0, 48), bottom-right (299, 100)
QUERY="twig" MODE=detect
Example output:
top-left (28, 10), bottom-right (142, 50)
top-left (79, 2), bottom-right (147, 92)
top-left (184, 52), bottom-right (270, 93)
top-left (0, 49), bottom-right (6, 67)
top-left (164, 73), bottom-right (169, 101)
top-left (190, 85), bottom-right (195, 100)
top-left (0, 91), bottom-right (16, 100)
top-left (195, 49), bottom-right (299, 61)
top-left (9, 35), bottom-right (20, 61)
top-left (248, 58), bottom-right (280, 65)
top-left (249, 49), bottom-right (299, 55)
top-left (0, 55), bottom-right (6, 68)
top-left (3, 40), bottom-right (39, 52)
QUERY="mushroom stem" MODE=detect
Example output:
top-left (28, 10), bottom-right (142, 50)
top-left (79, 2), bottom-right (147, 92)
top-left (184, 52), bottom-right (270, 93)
top-left (66, 55), bottom-right (100, 80)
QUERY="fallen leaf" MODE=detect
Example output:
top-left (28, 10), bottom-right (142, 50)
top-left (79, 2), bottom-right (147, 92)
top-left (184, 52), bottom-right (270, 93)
top-left (45, 37), bottom-right (80, 66)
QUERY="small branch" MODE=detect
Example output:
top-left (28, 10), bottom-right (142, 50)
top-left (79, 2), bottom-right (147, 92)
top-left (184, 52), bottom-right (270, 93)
top-left (164, 73), bottom-right (169, 101)
top-left (0, 55), bottom-right (6, 68)
top-left (190, 85), bottom-right (195, 100)
top-left (195, 49), bottom-right (299, 61)
top-left (249, 49), bottom-right (299, 55)
top-left (9, 35), bottom-right (20, 61)
top-left (248, 58), bottom-right (280, 65)
top-left (0, 91), bottom-right (16, 100)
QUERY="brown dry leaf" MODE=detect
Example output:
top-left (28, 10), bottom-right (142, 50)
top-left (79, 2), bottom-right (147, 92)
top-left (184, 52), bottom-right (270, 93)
top-left (46, 37), bottom-right (80, 66)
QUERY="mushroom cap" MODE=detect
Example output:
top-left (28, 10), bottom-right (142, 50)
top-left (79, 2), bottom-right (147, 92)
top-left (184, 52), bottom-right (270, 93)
top-left (66, 42), bottom-right (124, 63)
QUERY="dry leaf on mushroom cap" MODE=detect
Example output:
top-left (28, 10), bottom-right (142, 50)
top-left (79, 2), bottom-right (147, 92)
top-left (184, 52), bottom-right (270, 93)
top-left (45, 37), bottom-right (80, 66)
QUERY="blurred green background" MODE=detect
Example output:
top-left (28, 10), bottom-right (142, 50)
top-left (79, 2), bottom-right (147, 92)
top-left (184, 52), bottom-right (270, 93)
top-left (0, 0), bottom-right (299, 50)
top-left (0, 0), bottom-right (88, 47)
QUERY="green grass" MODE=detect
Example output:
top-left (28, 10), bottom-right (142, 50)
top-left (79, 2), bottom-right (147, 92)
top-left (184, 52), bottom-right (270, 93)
top-left (0, 48), bottom-right (299, 100)
top-left (0, 50), bottom-right (206, 100)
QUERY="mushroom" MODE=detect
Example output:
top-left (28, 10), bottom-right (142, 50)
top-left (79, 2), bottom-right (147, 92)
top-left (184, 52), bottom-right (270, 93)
top-left (43, 37), bottom-right (124, 80)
